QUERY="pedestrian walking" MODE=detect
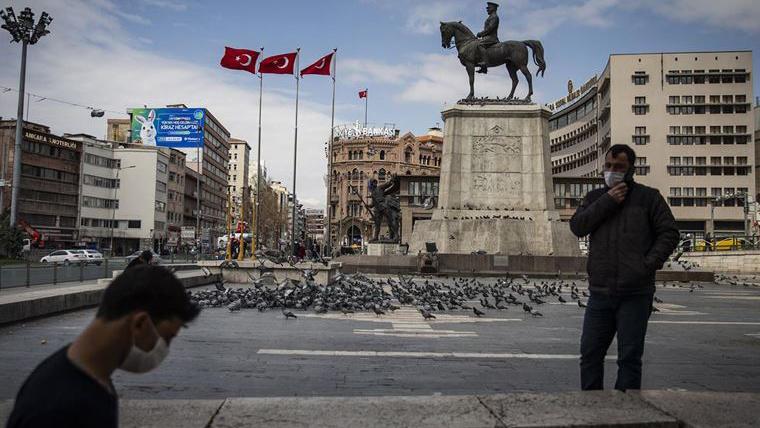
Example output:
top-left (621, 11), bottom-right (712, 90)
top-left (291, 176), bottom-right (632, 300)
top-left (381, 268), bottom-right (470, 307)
top-left (7, 265), bottom-right (200, 427)
top-left (570, 144), bottom-right (679, 391)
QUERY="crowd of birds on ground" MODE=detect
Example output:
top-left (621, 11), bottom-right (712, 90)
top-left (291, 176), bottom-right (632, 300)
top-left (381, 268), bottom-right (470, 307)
top-left (189, 268), bottom-right (607, 320)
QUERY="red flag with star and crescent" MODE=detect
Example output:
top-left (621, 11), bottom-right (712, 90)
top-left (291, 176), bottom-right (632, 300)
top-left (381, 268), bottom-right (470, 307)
top-left (259, 52), bottom-right (298, 75)
top-left (220, 46), bottom-right (259, 74)
top-left (300, 52), bottom-right (334, 77)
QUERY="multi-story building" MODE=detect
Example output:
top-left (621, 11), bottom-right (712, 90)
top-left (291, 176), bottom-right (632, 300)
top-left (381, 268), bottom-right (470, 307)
top-left (183, 166), bottom-right (199, 235)
top-left (228, 138), bottom-right (250, 223)
top-left (64, 134), bottom-right (119, 251)
top-left (166, 149), bottom-right (186, 250)
top-left (304, 208), bottom-right (325, 243)
top-left (106, 118), bottom-right (130, 143)
top-left (110, 145), bottom-right (169, 254)
top-left (0, 120), bottom-right (82, 248)
top-left (548, 51), bottom-right (755, 236)
top-left (328, 124), bottom-right (443, 248)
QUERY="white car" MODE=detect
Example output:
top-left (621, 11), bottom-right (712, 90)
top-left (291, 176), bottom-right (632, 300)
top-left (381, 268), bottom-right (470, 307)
top-left (80, 249), bottom-right (104, 265)
top-left (40, 250), bottom-right (85, 265)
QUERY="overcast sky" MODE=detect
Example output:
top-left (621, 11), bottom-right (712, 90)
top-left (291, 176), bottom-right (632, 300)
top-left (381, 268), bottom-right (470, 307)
top-left (1, 0), bottom-right (758, 208)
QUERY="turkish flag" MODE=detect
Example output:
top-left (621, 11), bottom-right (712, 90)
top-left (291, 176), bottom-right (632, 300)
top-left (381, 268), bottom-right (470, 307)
top-left (220, 47), bottom-right (259, 74)
top-left (259, 52), bottom-right (298, 75)
top-left (358, 89), bottom-right (368, 99)
top-left (300, 52), bottom-right (334, 77)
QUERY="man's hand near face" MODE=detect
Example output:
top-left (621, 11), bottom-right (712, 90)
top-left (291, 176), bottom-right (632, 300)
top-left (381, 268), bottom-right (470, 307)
top-left (607, 182), bottom-right (628, 204)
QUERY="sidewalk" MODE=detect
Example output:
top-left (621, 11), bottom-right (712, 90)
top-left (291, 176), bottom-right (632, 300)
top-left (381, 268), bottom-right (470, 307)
top-left (1, 390), bottom-right (757, 427)
top-left (0, 269), bottom-right (220, 325)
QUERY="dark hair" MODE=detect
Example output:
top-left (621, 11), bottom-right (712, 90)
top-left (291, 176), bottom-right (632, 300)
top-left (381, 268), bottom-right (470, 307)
top-left (139, 250), bottom-right (154, 262)
top-left (96, 265), bottom-right (200, 323)
top-left (605, 144), bottom-right (636, 169)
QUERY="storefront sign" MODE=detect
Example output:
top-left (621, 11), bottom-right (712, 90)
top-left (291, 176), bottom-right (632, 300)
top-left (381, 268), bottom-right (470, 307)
top-left (545, 75), bottom-right (598, 112)
top-left (23, 129), bottom-right (81, 151)
top-left (334, 121), bottom-right (397, 139)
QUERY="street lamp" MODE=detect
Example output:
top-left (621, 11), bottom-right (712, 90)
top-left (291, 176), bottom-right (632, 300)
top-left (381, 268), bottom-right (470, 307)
top-left (1, 7), bottom-right (52, 226)
top-left (109, 165), bottom-right (136, 256)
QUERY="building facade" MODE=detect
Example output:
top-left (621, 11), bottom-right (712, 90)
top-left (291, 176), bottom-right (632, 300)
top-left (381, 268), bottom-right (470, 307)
top-left (228, 138), bottom-right (250, 223)
top-left (166, 149), bottom-right (186, 250)
top-left (328, 126), bottom-right (443, 249)
top-left (0, 121), bottom-right (82, 248)
top-left (304, 208), bottom-right (325, 243)
top-left (548, 51), bottom-right (755, 236)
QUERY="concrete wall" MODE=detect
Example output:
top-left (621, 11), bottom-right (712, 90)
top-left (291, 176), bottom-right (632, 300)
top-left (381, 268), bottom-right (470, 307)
top-left (682, 250), bottom-right (760, 274)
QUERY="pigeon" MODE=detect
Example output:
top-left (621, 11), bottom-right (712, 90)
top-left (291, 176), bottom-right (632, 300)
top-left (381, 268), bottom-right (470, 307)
top-left (421, 309), bottom-right (436, 320)
top-left (373, 306), bottom-right (386, 317)
top-left (283, 310), bottom-right (297, 319)
top-left (473, 307), bottom-right (485, 317)
top-left (530, 309), bottom-right (543, 317)
top-left (577, 300), bottom-right (587, 308)
top-left (654, 296), bottom-right (663, 304)
top-left (558, 295), bottom-right (567, 304)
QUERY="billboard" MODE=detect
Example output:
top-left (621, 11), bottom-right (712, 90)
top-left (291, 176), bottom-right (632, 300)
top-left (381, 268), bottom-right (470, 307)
top-left (130, 107), bottom-right (205, 148)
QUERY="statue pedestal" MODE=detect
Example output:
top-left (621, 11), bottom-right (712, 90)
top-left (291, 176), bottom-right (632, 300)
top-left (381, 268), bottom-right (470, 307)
top-left (367, 242), bottom-right (405, 256)
top-left (410, 103), bottom-right (580, 256)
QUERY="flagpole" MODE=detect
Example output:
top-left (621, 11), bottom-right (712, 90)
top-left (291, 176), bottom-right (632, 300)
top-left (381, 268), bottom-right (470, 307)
top-left (290, 48), bottom-right (301, 254)
top-left (325, 48), bottom-right (337, 258)
top-left (254, 47), bottom-right (264, 257)
top-left (364, 88), bottom-right (368, 127)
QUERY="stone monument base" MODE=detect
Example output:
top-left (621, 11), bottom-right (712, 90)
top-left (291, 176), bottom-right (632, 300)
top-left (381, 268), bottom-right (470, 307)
top-left (409, 210), bottom-right (578, 256)
top-left (366, 242), bottom-right (405, 256)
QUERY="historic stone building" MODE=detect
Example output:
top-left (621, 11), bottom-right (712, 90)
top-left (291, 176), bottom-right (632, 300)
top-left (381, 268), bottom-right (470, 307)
top-left (328, 125), bottom-right (443, 249)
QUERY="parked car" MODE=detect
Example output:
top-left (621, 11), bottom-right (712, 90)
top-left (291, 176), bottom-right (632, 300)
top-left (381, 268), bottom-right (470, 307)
top-left (80, 249), bottom-right (104, 265)
top-left (125, 250), bottom-right (162, 265)
top-left (40, 250), bottom-right (85, 265)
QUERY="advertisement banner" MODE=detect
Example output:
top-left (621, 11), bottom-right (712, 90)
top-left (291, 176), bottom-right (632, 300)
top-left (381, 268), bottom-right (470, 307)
top-left (130, 107), bottom-right (205, 148)
top-left (181, 226), bottom-right (196, 239)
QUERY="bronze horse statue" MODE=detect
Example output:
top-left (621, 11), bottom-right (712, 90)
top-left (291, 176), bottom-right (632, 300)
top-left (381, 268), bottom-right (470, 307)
top-left (440, 21), bottom-right (546, 101)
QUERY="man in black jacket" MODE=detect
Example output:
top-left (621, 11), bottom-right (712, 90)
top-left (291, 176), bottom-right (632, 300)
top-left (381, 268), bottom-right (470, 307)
top-left (570, 144), bottom-right (679, 391)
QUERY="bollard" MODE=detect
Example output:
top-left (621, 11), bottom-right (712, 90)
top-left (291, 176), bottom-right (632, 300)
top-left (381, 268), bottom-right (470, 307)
top-left (79, 261), bottom-right (84, 282)
top-left (53, 262), bottom-right (57, 285)
top-left (26, 259), bottom-right (30, 287)
top-left (104, 258), bottom-right (108, 280)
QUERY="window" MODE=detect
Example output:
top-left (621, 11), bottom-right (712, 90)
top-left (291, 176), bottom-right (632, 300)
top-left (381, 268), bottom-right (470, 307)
top-left (83, 174), bottom-right (119, 189)
top-left (378, 168), bottom-right (386, 181)
top-left (669, 96), bottom-right (680, 104)
top-left (82, 196), bottom-right (118, 209)
top-left (695, 96), bottom-right (705, 104)
top-left (632, 73), bottom-right (648, 85)
top-left (157, 161), bottom-right (167, 174)
top-left (379, 150), bottom-right (385, 160)
top-left (128, 220), bottom-right (141, 229)
top-left (156, 181), bottom-right (166, 193)
top-left (635, 157), bottom-right (649, 175)
top-left (155, 201), bottom-right (166, 212)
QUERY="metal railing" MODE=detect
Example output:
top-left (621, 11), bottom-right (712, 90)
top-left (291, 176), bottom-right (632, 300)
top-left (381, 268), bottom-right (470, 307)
top-left (0, 252), bottom-right (202, 292)
top-left (677, 234), bottom-right (760, 252)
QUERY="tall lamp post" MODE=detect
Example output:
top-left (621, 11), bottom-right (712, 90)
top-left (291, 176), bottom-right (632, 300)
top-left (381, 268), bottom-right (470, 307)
top-left (0, 7), bottom-right (53, 225)
top-left (109, 165), bottom-right (135, 256)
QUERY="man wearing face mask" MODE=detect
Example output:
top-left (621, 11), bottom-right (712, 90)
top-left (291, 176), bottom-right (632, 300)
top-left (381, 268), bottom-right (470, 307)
top-left (7, 265), bottom-right (200, 428)
top-left (570, 144), bottom-right (678, 391)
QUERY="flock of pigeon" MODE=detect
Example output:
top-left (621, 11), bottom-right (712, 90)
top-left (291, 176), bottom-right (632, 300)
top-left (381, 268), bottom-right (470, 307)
top-left (188, 272), bottom-right (595, 319)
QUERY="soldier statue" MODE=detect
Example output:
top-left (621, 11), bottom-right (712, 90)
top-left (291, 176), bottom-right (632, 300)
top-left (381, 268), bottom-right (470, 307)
top-left (476, 2), bottom-right (500, 74)
top-left (366, 176), bottom-right (400, 242)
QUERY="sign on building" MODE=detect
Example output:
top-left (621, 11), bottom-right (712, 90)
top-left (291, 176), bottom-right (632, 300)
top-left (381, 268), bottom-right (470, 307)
top-left (181, 226), bottom-right (196, 239)
top-left (129, 107), bottom-right (205, 148)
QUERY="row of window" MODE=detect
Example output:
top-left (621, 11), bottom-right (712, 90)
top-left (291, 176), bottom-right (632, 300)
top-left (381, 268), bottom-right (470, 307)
top-left (80, 218), bottom-right (141, 229)
top-left (21, 165), bottom-right (78, 184)
top-left (668, 95), bottom-right (747, 104)
top-left (84, 153), bottom-right (120, 169)
top-left (22, 141), bottom-right (79, 161)
top-left (82, 196), bottom-right (118, 209)
top-left (83, 174), bottom-right (119, 189)
top-left (666, 104), bottom-right (749, 115)
top-left (19, 189), bottom-right (78, 205)
top-left (548, 97), bottom-right (597, 131)
top-left (664, 69), bottom-right (748, 85)
top-left (668, 187), bottom-right (749, 207)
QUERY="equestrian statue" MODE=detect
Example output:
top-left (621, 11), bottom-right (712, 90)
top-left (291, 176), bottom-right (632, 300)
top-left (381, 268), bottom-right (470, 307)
top-left (440, 2), bottom-right (546, 101)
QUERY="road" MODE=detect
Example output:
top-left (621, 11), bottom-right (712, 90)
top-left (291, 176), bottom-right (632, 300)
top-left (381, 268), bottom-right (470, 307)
top-left (1, 277), bottom-right (759, 398)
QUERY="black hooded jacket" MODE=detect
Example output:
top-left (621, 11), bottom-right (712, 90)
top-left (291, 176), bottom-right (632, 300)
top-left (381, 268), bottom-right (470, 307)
top-left (569, 181), bottom-right (679, 295)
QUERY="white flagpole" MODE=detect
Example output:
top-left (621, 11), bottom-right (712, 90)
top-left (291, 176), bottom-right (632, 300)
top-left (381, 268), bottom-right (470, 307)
top-left (290, 48), bottom-right (301, 254)
top-left (254, 47), bottom-right (263, 256)
top-left (325, 49), bottom-right (337, 257)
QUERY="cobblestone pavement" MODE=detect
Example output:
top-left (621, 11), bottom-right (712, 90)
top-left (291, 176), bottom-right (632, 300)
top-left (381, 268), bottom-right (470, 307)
top-left (1, 277), bottom-right (759, 398)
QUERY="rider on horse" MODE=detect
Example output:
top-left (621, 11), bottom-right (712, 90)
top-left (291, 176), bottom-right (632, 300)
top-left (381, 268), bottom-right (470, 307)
top-left (476, 2), bottom-right (499, 74)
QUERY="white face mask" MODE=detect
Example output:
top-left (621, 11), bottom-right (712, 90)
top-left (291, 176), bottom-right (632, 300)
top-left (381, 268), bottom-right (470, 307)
top-left (119, 319), bottom-right (169, 374)
top-left (604, 171), bottom-right (625, 188)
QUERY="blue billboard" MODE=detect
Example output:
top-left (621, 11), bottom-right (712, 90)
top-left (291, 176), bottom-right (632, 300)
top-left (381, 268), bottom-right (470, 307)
top-left (130, 107), bottom-right (205, 148)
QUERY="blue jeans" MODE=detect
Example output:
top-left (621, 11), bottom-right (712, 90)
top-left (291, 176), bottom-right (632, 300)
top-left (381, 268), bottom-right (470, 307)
top-left (580, 292), bottom-right (653, 391)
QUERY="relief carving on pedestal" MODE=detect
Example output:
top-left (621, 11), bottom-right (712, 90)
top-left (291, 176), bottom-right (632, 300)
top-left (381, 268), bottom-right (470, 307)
top-left (471, 173), bottom-right (521, 195)
top-left (471, 125), bottom-right (521, 172)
